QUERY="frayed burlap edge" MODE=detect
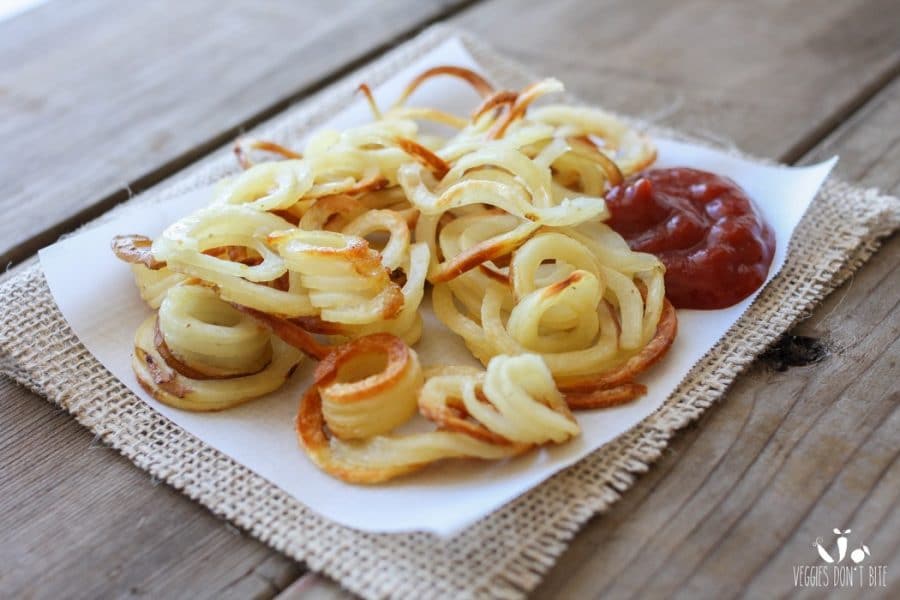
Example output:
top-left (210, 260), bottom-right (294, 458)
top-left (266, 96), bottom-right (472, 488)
top-left (1, 26), bottom-right (898, 600)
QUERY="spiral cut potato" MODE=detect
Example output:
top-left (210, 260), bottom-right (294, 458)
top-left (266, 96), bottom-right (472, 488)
top-left (291, 242), bottom-right (430, 346)
top-left (385, 72), bottom-right (655, 285)
top-left (227, 117), bottom-right (421, 220)
top-left (433, 227), bottom-right (677, 406)
top-left (128, 264), bottom-right (187, 309)
top-left (133, 284), bottom-right (304, 411)
top-left (275, 195), bottom-right (430, 344)
top-left (268, 229), bottom-right (404, 325)
top-left (297, 333), bottom-right (579, 483)
top-left (112, 63), bottom-right (676, 473)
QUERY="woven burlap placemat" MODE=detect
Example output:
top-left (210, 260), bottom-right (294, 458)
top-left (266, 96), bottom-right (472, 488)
top-left (1, 26), bottom-right (898, 600)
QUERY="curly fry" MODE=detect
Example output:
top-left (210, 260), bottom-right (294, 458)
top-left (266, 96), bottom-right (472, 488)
top-left (111, 234), bottom-right (166, 270)
top-left (233, 305), bottom-right (332, 361)
top-left (558, 299), bottom-right (678, 394)
top-left (393, 65), bottom-right (494, 108)
top-left (395, 136), bottom-right (451, 179)
top-left (357, 83), bottom-right (382, 120)
top-left (233, 138), bottom-right (302, 169)
top-left (471, 90), bottom-right (518, 121)
top-left (489, 79), bottom-right (564, 139)
top-left (564, 383), bottom-right (647, 410)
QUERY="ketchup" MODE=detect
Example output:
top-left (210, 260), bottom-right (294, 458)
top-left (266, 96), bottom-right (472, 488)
top-left (605, 168), bottom-right (775, 309)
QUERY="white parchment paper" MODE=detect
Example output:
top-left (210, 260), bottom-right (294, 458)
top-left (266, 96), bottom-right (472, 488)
top-left (39, 38), bottom-right (836, 537)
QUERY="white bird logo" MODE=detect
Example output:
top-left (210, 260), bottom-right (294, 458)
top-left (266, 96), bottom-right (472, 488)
top-left (813, 528), bottom-right (870, 564)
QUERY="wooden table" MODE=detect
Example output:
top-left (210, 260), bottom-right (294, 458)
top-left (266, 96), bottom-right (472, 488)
top-left (2, 1), bottom-right (898, 598)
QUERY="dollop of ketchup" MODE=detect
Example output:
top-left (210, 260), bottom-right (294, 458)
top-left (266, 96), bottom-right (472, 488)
top-left (605, 168), bottom-right (775, 309)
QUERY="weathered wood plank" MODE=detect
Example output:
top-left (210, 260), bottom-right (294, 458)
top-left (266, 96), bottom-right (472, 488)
top-left (288, 88), bottom-right (900, 600)
top-left (457, 3), bottom-right (900, 596)
top-left (526, 79), bottom-right (900, 600)
top-left (277, 573), bottom-right (357, 600)
top-left (0, 378), bottom-right (304, 599)
top-left (0, 0), bottom-right (473, 268)
top-left (288, 0), bottom-right (900, 597)
top-left (459, 0), bottom-right (900, 162)
top-left (3, 0), bottom-right (899, 598)
top-left (0, 2), bottom-right (484, 598)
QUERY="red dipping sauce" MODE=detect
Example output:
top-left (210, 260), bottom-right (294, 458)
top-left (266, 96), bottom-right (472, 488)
top-left (605, 168), bottom-right (775, 309)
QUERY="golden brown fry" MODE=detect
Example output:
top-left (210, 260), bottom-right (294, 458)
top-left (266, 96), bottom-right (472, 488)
top-left (297, 339), bottom-right (577, 484)
top-left (557, 299), bottom-right (678, 399)
top-left (233, 304), bottom-right (333, 361)
top-left (357, 83), bottom-right (382, 120)
top-left (233, 138), bottom-right (302, 169)
top-left (111, 234), bottom-right (166, 270)
top-left (488, 79), bottom-right (563, 139)
top-left (429, 220), bottom-right (538, 283)
top-left (395, 136), bottom-right (451, 179)
top-left (471, 90), bottom-right (518, 121)
top-left (564, 384), bottom-right (647, 410)
top-left (392, 65), bottom-right (494, 108)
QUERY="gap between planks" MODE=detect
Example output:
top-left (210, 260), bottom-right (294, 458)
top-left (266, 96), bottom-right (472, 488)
top-left (3, 1), bottom-right (899, 598)
top-left (0, 0), bottom-right (484, 270)
top-left (272, 2), bottom-right (900, 598)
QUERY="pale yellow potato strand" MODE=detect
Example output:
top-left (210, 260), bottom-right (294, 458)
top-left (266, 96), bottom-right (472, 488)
top-left (337, 242), bottom-right (430, 345)
top-left (322, 349), bottom-right (424, 440)
top-left (132, 287), bottom-right (303, 411)
top-left (416, 195), bottom-right (540, 283)
top-left (158, 284), bottom-right (273, 376)
top-left (480, 286), bottom-right (622, 378)
top-left (507, 270), bottom-right (602, 353)
top-left (527, 104), bottom-right (657, 176)
top-left (638, 267), bottom-right (666, 344)
top-left (432, 229), bottom-right (665, 380)
top-left (299, 195), bottom-right (366, 231)
top-left (222, 118), bottom-right (426, 222)
top-left (305, 354), bottom-right (578, 483)
top-left (437, 211), bottom-right (519, 311)
top-left (129, 264), bottom-right (185, 309)
top-left (291, 197), bottom-right (427, 343)
top-left (270, 230), bottom-right (402, 325)
top-left (215, 160), bottom-right (313, 211)
top-left (302, 119), bottom-right (418, 192)
top-left (414, 211), bottom-right (442, 274)
top-left (153, 204), bottom-right (290, 283)
top-left (510, 232), bottom-right (599, 299)
top-left (437, 120), bottom-right (556, 164)
top-left (565, 222), bottom-right (661, 274)
top-left (398, 142), bottom-right (608, 227)
top-left (152, 204), bottom-right (315, 317)
top-left (341, 209), bottom-right (411, 272)
top-left (458, 354), bottom-right (578, 444)
top-left (444, 267), bottom-right (514, 321)
top-left (190, 264), bottom-right (314, 318)
top-left (431, 282), bottom-right (496, 364)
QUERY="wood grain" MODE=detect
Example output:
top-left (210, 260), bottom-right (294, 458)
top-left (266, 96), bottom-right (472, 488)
top-left (291, 1), bottom-right (900, 597)
top-left (0, 378), bottom-right (304, 599)
top-left (0, 2), bottom-right (480, 598)
top-left (287, 127), bottom-right (900, 600)
top-left (458, 2), bottom-right (900, 597)
top-left (459, 0), bottom-right (900, 162)
top-left (1, 0), bottom-right (898, 598)
top-left (0, 0), bottom-right (472, 268)
top-left (526, 80), bottom-right (900, 600)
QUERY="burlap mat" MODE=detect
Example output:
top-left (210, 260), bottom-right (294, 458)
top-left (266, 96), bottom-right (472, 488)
top-left (1, 26), bottom-right (898, 600)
